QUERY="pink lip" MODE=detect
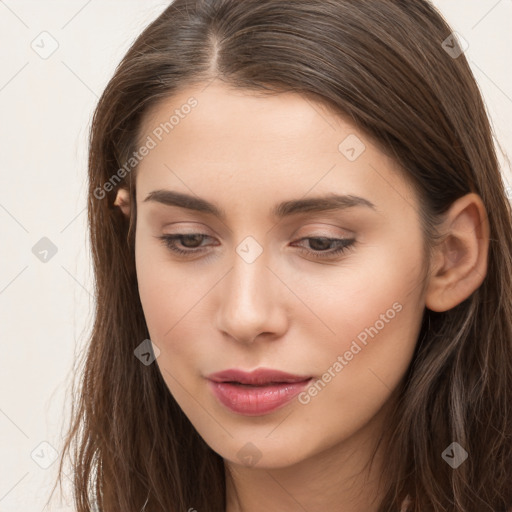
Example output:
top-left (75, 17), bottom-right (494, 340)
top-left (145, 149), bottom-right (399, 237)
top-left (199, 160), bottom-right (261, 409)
top-left (206, 368), bottom-right (313, 416)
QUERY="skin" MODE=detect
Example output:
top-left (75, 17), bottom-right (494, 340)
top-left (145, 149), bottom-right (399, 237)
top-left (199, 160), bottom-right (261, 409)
top-left (114, 80), bottom-right (489, 512)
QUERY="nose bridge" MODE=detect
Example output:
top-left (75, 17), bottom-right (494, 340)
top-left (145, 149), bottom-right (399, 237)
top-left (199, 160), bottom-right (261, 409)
top-left (215, 235), bottom-right (285, 343)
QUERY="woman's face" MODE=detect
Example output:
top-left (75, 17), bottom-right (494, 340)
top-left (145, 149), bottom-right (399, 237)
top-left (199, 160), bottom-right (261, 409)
top-left (133, 80), bottom-right (429, 468)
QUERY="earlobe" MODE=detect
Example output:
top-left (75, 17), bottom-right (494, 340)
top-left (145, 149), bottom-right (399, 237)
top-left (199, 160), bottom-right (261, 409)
top-left (114, 187), bottom-right (131, 217)
top-left (425, 193), bottom-right (490, 312)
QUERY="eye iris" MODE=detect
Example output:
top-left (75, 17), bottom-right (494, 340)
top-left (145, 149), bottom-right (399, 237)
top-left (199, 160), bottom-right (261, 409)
top-left (309, 237), bottom-right (332, 251)
top-left (181, 234), bottom-right (204, 248)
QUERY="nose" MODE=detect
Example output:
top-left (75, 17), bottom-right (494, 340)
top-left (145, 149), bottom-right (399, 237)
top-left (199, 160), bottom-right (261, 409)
top-left (214, 244), bottom-right (289, 345)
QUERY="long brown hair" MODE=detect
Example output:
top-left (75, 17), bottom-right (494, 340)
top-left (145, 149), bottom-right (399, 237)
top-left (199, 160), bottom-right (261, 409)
top-left (52, 1), bottom-right (512, 510)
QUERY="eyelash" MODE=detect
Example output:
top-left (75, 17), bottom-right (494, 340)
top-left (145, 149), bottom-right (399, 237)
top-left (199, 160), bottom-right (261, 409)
top-left (156, 234), bottom-right (355, 260)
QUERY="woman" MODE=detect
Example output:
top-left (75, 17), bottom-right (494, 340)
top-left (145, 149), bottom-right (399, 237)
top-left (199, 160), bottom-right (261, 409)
top-left (53, 1), bottom-right (512, 510)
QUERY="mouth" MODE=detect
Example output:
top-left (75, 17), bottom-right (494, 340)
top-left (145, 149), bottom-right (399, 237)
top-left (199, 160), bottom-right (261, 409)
top-left (206, 368), bottom-right (313, 415)
top-left (220, 381), bottom-right (308, 387)
top-left (206, 368), bottom-right (313, 386)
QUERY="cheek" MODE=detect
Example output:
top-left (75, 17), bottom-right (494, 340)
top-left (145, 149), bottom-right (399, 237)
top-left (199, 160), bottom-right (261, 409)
top-left (289, 287), bottom-right (423, 458)
top-left (293, 237), bottom-right (425, 379)
top-left (135, 236), bottom-right (183, 348)
top-left (135, 251), bottom-right (206, 407)
top-left (135, 237), bottom-right (218, 362)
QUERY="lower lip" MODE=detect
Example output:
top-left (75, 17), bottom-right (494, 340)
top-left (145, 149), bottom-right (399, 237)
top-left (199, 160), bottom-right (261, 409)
top-left (207, 379), bottom-right (312, 416)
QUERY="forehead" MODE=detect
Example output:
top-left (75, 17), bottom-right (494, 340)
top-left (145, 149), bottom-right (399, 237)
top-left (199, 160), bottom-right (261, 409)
top-left (134, 81), bottom-right (417, 215)
top-left (137, 82), bottom-right (336, 156)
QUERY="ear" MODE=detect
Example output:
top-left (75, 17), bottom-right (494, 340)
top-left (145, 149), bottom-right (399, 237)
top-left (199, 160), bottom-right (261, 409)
top-left (425, 193), bottom-right (490, 312)
top-left (114, 187), bottom-right (131, 217)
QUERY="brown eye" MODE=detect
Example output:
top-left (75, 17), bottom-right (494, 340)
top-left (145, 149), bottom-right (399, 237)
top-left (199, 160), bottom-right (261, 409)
top-left (177, 234), bottom-right (206, 248)
top-left (157, 233), bottom-right (213, 256)
top-left (307, 237), bottom-right (333, 251)
top-left (292, 237), bottom-right (356, 260)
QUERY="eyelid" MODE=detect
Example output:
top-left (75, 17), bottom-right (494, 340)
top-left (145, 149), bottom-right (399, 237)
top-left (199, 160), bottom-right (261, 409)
top-left (293, 221), bottom-right (354, 237)
top-left (160, 221), bottom-right (214, 232)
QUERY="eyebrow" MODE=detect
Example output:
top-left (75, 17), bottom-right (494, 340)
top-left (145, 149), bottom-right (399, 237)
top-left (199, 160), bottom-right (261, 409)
top-left (143, 189), bottom-right (376, 220)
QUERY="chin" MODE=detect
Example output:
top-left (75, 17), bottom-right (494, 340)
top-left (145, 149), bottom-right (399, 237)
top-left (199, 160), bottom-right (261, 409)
top-left (201, 429), bottom-right (321, 470)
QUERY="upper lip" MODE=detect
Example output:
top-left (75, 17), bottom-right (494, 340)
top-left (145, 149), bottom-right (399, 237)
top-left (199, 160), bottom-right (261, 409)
top-left (206, 368), bottom-right (312, 385)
